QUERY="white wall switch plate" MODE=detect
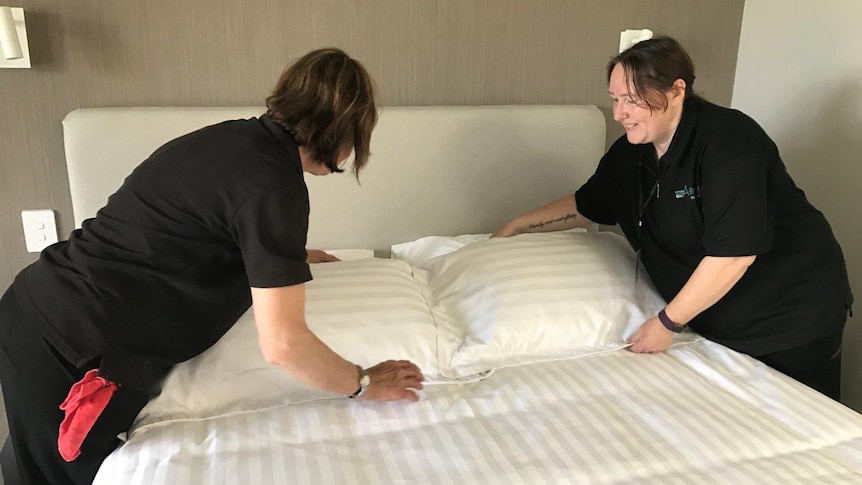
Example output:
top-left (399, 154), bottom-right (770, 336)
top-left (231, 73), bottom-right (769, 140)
top-left (619, 29), bottom-right (653, 53)
top-left (21, 209), bottom-right (59, 252)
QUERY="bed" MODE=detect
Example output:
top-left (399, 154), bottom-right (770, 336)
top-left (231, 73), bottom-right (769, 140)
top-left (59, 106), bottom-right (862, 484)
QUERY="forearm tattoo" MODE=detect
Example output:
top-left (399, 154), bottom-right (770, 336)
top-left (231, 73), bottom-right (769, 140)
top-left (528, 213), bottom-right (577, 230)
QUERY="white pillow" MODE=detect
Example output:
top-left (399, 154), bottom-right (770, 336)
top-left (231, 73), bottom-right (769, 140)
top-left (391, 229), bottom-right (589, 267)
top-left (323, 248), bottom-right (375, 260)
top-left (305, 258), bottom-right (440, 378)
top-left (391, 233), bottom-right (490, 266)
top-left (413, 231), bottom-right (671, 379)
top-left (134, 258), bottom-right (439, 429)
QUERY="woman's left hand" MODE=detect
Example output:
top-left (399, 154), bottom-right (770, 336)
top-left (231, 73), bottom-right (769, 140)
top-left (306, 249), bottom-right (340, 264)
top-left (627, 317), bottom-right (674, 353)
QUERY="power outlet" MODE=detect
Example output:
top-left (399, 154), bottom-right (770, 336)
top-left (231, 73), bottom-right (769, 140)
top-left (21, 209), bottom-right (58, 252)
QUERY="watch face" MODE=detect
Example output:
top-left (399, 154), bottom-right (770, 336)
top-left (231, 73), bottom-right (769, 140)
top-left (360, 374), bottom-right (371, 387)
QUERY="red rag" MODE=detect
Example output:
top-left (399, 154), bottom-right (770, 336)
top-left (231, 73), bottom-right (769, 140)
top-left (57, 369), bottom-right (119, 462)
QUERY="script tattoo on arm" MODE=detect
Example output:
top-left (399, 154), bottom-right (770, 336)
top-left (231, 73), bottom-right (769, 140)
top-left (527, 213), bottom-right (577, 230)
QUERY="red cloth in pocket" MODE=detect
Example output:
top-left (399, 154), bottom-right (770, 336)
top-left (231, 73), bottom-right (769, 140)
top-left (57, 369), bottom-right (119, 462)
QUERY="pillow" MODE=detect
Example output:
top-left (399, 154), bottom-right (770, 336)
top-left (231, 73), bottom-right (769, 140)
top-left (323, 248), bottom-right (375, 260)
top-left (134, 258), bottom-right (439, 429)
top-left (391, 233), bottom-right (490, 266)
top-left (391, 229), bottom-right (588, 267)
top-left (305, 258), bottom-right (440, 378)
top-left (413, 231), bottom-right (671, 379)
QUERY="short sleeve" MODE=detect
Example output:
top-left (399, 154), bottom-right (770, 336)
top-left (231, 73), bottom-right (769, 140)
top-left (231, 186), bottom-right (312, 288)
top-left (575, 153), bottom-right (617, 226)
top-left (700, 132), bottom-right (774, 256)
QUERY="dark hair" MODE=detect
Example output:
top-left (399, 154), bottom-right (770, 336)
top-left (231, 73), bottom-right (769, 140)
top-left (266, 48), bottom-right (377, 177)
top-left (607, 36), bottom-right (696, 111)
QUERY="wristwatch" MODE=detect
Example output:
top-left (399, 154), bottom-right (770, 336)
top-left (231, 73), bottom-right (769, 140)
top-left (348, 364), bottom-right (371, 399)
top-left (658, 308), bottom-right (686, 333)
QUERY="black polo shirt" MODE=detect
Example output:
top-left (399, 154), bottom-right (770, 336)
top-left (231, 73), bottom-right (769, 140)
top-left (576, 96), bottom-right (852, 355)
top-left (13, 116), bottom-right (312, 391)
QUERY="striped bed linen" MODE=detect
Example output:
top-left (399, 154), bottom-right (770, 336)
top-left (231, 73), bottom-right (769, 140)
top-left (93, 339), bottom-right (862, 484)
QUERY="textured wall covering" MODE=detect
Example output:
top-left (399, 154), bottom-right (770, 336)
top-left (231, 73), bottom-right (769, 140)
top-left (0, 0), bottom-right (744, 287)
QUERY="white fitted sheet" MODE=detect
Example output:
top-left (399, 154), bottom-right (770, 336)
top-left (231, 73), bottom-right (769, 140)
top-left (94, 339), bottom-right (862, 484)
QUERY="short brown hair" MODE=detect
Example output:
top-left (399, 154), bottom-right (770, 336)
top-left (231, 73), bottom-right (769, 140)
top-left (266, 48), bottom-right (377, 177)
top-left (607, 36), bottom-right (696, 112)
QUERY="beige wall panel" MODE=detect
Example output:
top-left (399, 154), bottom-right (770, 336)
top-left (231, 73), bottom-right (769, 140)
top-left (0, 0), bottom-right (744, 287)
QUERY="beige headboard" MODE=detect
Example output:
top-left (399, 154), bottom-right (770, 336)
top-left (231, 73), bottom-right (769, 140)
top-left (63, 105), bottom-right (605, 252)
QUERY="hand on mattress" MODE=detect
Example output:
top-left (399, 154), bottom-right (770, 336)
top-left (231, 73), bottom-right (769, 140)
top-left (627, 317), bottom-right (674, 353)
top-left (306, 249), bottom-right (340, 263)
top-left (490, 222), bottom-right (519, 238)
top-left (362, 360), bottom-right (425, 402)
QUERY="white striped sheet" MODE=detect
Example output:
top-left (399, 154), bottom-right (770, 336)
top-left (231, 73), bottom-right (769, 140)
top-left (629, 353), bottom-right (780, 460)
top-left (360, 405), bottom-right (396, 484)
top-left (527, 364), bottom-right (611, 479)
top-left (609, 350), bottom-right (801, 472)
top-left (266, 412), bottom-right (290, 484)
top-left (650, 446), bottom-right (862, 485)
top-left (565, 362), bottom-right (674, 479)
top-left (239, 413), bottom-right (264, 485)
top-left (446, 410), bottom-right (497, 484)
top-left (668, 341), bottom-right (862, 445)
top-left (390, 400), bottom-right (431, 482)
top-left (330, 405), bottom-right (363, 485)
top-left (95, 340), bottom-right (862, 485)
top-left (307, 403), bottom-right (338, 484)
top-left (414, 416), bottom-right (461, 485)
top-left (501, 368), bottom-right (584, 483)
top-left (568, 349), bottom-right (722, 471)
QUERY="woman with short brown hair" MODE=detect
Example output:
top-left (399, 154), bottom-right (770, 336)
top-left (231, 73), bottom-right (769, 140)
top-left (266, 47), bottom-right (378, 176)
top-left (0, 48), bottom-right (422, 485)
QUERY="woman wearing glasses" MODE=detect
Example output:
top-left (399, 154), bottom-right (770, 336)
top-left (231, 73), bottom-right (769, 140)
top-left (493, 36), bottom-right (852, 401)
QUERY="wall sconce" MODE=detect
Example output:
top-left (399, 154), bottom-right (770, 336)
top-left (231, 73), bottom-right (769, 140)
top-left (0, 6), bottom-right (30, 68)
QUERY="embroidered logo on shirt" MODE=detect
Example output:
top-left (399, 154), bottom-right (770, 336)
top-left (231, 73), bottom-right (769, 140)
top-left (674, 185), bottom-right (700, 199)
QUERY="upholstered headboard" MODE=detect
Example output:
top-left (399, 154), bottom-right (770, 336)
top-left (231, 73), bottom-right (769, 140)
top-left (63, 105), bottom-right (605, 252)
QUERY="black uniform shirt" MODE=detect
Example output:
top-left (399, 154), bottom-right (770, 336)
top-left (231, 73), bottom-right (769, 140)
top-left (576, 96), bottom-right (852, 355)
top-left (14, 116), bottom-right (312, 391)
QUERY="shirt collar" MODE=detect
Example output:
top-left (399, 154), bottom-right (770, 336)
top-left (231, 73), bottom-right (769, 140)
top-left (260, 115), bottom-right (303, 173)
top-left (659, 96), bottom-right (701, 166)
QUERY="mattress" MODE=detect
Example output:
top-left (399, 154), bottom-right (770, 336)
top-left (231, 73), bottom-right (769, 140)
top-left (93, 339), bottom-right (862, 484)
top-left (87, 233), bottom-right (862, 484)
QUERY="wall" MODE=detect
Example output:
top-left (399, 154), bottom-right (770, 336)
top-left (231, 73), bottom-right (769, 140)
top-left (732, 0), bottom-right (862, 411)
top-left (0, 0), bottom-right (745, 288)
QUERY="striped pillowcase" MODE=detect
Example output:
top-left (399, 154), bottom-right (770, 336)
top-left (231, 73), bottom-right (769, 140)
top-left (413, 231), bottom-right (668, 379)
top-left (134, 258), bottom-right (440, 429)
top-left (306, 258), bottom-right (442, 379)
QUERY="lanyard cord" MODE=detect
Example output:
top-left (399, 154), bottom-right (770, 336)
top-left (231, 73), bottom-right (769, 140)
top-left (635, 160), bottom-right (659, 281)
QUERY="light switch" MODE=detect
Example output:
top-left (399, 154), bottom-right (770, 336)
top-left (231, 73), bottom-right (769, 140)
top-left (21, 209), bottom-right (59, 252)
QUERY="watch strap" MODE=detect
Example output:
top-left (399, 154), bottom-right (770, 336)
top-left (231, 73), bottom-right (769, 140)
top-left (348, 364), bottom-right (369, 399)
top-left (658, 308), bottom-right (686, 333)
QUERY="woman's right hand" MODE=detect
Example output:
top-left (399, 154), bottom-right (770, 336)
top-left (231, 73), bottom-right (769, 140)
top-left (490, 221), bottom-right (520, 238)
top-left (362, 360), bottom-right (425, 402)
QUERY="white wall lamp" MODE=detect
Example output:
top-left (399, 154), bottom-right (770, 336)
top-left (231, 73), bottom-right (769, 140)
top-left (0, 6), bottom-right (30, 68)
top-left (619, 29), bottom-right (653, 53)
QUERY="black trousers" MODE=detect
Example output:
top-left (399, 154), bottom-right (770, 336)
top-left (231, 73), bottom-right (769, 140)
top-left (753, 329), bottom-right (844, 401)
top-left (0, 288), bottom-right (149, 485)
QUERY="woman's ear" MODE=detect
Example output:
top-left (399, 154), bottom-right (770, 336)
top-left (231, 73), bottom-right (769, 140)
top-left (670, 78), bottom-right (687, 105)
